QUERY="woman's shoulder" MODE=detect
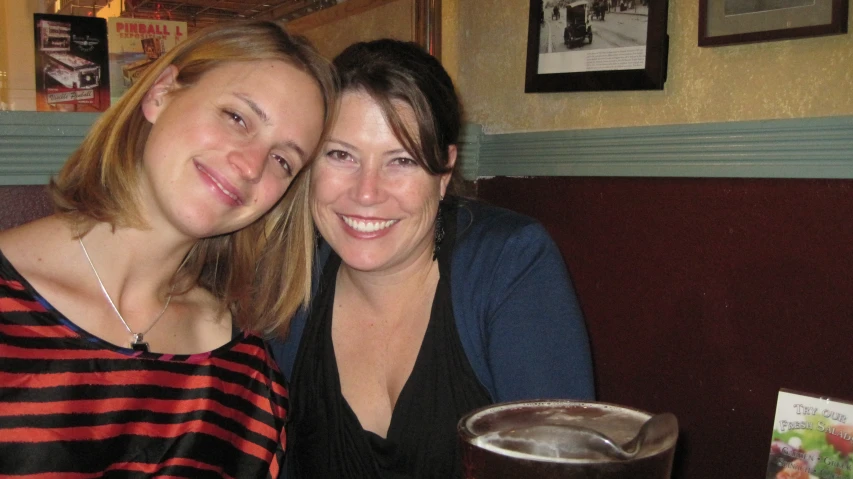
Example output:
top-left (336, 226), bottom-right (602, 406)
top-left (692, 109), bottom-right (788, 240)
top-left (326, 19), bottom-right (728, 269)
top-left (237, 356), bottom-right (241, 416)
top-left (0, 216), bottom-right (77, 288)
top-left (452, 197), bottom-right (549, 247)
top-left (449, 198), bottom-right (561, 292)
top-left (0, 215), bottom-right (67, 250)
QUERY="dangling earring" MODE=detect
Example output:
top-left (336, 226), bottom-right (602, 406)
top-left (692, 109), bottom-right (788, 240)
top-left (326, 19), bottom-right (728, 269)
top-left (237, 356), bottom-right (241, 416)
top-left (433, 198), bottom-right (445, 260)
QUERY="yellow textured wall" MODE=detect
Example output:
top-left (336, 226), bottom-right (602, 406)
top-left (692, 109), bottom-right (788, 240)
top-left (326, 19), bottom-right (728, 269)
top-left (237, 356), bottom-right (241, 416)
top-left (0, 0), bottom-right (40, 111)
top-left (0, 0), bottom-right (7, 106)
top-left (297, 0), bottom-right (415, 60)
top-left (441, 0), bottom-right (460, 84)
top-left (450, 0), bottom-right (853, 133)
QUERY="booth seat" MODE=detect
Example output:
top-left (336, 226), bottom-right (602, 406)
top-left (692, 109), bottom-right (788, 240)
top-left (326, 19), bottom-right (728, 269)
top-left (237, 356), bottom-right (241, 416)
top-left (0, 185), bottom-right (53, 231)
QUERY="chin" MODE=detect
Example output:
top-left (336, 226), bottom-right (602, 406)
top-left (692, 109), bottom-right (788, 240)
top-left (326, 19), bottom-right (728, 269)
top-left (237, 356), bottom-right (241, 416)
top-left (178, 210), bottom-right (258, 239)
top-left (338, 253), bottom-right (388, 273)
top-left (175, 220), bottom-right (234, 240)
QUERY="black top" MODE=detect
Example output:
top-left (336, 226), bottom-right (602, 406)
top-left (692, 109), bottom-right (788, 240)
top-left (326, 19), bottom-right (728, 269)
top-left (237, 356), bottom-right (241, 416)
top-left (286, 203), bottom-right (491, 478)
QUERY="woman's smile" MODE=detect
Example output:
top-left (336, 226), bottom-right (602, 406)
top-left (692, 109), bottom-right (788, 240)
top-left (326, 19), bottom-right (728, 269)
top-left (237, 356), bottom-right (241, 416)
top-left (340, 215), bottom-right (398, 234)
top-left (193, 159), bottom-right (244, 206)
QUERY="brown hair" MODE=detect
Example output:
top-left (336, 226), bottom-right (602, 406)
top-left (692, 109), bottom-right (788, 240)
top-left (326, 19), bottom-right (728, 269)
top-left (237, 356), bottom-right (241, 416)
top-left (50, 20), bottom-right (338, 336)
top-left (333, 39), bottom-right (463, 194)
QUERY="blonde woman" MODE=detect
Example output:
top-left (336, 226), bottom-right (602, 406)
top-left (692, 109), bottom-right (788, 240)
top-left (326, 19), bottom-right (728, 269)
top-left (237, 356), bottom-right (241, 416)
top-left (0, 20), bottom-right (335, 478)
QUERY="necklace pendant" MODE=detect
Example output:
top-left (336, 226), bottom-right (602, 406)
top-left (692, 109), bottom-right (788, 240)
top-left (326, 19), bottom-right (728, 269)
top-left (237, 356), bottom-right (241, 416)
top-left (130, 333), bottom-right (149, 352)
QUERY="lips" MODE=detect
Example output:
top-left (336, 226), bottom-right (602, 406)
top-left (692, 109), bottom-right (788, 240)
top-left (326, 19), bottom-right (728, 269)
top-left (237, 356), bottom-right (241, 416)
top-left (341, 215), bottom-right (398, 233)
top-left (193, 159), bottom-right (244, 205)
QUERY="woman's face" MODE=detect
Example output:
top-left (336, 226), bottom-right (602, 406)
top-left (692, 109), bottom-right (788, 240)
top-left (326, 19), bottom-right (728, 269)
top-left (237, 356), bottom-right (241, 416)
top-left (311, 90), bottom-right (455, 275)
top-left (139, 59), bottom-right (324, 240)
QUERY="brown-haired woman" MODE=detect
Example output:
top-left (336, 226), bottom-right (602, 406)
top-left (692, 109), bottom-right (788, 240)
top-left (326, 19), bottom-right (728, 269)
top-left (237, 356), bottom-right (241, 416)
top-left (0, 20), bottom-right (335, 478)
top-left (275, 39), bottom-right (593, 478)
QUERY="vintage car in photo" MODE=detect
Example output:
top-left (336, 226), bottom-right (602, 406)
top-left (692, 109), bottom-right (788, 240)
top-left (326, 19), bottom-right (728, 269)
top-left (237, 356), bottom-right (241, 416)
top-left (564, 0), bottom-right (593, 48)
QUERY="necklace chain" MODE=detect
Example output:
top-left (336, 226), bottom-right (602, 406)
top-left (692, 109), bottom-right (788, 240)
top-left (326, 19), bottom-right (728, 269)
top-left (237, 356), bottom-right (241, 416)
top-left (78, 236), bottom-right (172, 351)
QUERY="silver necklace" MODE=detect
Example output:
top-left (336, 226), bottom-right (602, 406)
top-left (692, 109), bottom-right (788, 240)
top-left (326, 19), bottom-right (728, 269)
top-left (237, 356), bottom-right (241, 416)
top-left (78, 237), bottom-right (172, 352)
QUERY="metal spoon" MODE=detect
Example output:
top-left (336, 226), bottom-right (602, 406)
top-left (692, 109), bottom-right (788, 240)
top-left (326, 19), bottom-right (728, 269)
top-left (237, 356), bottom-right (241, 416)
top-left (560, 412), bottom-right (679, 460)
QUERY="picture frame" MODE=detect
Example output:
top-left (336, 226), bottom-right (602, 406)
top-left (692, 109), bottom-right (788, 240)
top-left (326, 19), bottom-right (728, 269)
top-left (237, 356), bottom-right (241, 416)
top-left (524, 0), bottom-right (669, 93)
top-left (698, 0), bottom-right (849, 47)
top-left (286, 0), bottom-right (441, 58)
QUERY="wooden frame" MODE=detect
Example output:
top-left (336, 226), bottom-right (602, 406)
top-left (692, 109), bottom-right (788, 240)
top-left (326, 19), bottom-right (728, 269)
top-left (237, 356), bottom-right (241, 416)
top-left (413, 0), bottom-right (442, 58)
top-left (524, 0), bottom-right (669, 93)
top-left (698, 0), bottom-right (849, 47)
top-left (285, 0), bottom-right (441, 58)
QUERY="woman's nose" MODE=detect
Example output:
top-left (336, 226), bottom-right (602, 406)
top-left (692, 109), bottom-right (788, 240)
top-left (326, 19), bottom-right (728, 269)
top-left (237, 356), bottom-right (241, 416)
top-left (352, 166), bottom-right (384, 205)
top-left (227, 147), bottom-right (266, 183)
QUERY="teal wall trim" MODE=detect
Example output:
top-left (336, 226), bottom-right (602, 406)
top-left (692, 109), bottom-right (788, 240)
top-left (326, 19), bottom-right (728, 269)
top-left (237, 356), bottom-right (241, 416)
top-left (2, 112), bottom-right (853, 185)
top-left (471, 115), bottom-right (853, 179)
top-left (0, 112), bottom-right (99, 185)
top-left (457, 123), bottom-right (482, 181)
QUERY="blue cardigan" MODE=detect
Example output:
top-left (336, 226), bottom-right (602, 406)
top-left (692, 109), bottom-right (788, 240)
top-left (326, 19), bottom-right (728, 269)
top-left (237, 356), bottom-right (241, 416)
top-left (270, 198), bottom-right (595, 402)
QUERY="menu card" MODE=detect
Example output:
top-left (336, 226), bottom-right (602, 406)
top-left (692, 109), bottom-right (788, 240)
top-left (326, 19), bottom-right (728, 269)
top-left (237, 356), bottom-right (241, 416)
top-left (767, 389), bottom-right (853, 479)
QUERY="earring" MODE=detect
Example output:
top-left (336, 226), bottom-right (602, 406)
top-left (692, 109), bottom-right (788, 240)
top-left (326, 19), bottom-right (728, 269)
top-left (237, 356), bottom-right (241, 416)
top-left (432, 204), bottom-right (445, 260)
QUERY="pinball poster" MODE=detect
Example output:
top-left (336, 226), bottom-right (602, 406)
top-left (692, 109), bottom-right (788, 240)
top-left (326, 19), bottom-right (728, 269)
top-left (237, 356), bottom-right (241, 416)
top-left (33, 14), bottom-right (110, 112)
top-left (107, 18), bottom-right (186, 104)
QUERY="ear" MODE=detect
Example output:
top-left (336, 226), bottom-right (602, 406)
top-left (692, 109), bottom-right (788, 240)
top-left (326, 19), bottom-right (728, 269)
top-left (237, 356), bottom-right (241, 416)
top-left (439, 145), bottom-right (457, 198)
top-left (141, 65), bottom-right (179, 124)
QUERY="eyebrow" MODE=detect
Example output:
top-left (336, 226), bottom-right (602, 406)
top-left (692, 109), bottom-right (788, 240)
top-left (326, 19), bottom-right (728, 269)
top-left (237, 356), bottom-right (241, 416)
top-left (326, 138), bottom-right (409, 157)
top-left (236, 93), bottom-right (308, 163)
top-left (235, 93), bottom-right (269, 124)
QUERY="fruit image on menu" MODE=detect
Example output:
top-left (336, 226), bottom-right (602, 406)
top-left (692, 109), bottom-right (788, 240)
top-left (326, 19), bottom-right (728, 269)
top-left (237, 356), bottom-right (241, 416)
top-left (766, 389), bottom-right (853, 479)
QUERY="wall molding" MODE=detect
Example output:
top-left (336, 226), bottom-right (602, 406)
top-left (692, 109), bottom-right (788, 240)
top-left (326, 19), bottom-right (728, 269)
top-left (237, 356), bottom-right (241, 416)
top-left (458, 123), bottom-right (482, 181)
top-left (0, 112), bottom-right (99, 185)
top-left (463, 115), bottom-right (853, 179)
top-left (2, 112), bottom-right (853, 185)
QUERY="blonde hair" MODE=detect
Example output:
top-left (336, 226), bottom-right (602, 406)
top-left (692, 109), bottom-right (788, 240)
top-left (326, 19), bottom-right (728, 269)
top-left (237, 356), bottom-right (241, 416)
top-left (50, 20), bottom-right (338, 336)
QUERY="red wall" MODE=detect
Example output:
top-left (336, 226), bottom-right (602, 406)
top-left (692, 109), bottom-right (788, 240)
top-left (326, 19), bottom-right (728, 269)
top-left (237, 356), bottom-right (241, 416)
top-left (477, 176), bottom-right (853, 478)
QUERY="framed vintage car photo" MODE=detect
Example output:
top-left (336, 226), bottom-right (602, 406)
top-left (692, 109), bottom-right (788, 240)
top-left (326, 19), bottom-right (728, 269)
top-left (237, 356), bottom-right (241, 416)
top-left (524, 0), bottom-right (669, 93)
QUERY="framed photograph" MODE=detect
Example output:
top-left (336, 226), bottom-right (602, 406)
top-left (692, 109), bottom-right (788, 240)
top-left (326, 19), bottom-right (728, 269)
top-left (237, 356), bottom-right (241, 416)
top-left (524, 0), bottom-right (669, 93)
top-left (698, 0), bottom-right (849, 47)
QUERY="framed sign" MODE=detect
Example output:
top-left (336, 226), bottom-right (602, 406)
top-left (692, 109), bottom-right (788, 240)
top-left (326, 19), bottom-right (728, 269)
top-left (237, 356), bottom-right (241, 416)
top-left (699, 0), bottom-right (849, 47)
top-left (524, 0), bottom-right (669, 93)
top-left (33, 14), bottom-right (110, 112)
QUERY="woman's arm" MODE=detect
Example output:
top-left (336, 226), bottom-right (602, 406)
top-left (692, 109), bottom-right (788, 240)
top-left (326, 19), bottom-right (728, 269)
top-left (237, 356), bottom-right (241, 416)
top-left (483, 222), bottom-right (594, 402)
top-left (453, 205), bottom-right (595, 402)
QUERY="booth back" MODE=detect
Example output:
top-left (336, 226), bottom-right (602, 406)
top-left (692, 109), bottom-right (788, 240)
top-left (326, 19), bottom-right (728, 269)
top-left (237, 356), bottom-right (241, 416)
top-left (5, 177), bottom-right (852, 478)
top-left (477, 176), bottom-right (853, 479)
top-left (0, 185), bottom-right (53, 231)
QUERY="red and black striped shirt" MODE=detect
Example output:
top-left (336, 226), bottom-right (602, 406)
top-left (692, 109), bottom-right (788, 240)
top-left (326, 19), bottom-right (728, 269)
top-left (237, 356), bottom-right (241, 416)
top-left (0, 251), bottom-right (289, 478)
